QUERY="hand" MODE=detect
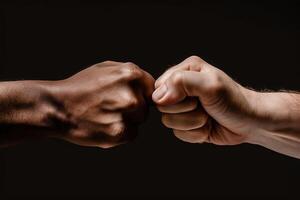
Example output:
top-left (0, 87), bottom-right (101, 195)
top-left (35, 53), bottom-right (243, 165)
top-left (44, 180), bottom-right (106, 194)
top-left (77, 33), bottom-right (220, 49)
top-left (152, 56), bottom-right (260, 145)
top-left (50, 61), bottom-right (154, 148)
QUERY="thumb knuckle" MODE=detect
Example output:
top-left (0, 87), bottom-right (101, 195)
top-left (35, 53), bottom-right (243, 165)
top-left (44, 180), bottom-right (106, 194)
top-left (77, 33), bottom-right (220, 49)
top-left (205, 71), bottom-right (225, 95)
top-left (170, 71), bottom-right (184, 86)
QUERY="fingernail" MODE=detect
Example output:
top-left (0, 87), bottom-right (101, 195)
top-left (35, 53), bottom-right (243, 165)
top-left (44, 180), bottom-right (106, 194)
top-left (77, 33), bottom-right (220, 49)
top-left (152, 84), bottom-right (167, 102)
top-left (154, 80), bottom-right (161, 89)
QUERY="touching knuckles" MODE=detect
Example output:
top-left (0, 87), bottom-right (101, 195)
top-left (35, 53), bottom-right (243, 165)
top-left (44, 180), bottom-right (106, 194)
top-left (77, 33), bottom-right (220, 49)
top-left (56, 56), bottom-right (237, 147)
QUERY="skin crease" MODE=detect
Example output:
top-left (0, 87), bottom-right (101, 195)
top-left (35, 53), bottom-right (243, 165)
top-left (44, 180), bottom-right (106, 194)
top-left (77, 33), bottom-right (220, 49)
top-left (0, 57), bottom-right (300, 158)
top-left (0, 61), bottom-right (155, 148)
top-left (152, 56), bottom-right (300, 159)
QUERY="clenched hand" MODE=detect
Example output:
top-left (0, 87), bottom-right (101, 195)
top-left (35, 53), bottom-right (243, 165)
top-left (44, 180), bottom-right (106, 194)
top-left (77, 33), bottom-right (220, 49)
top-left (54, 61), bottom-right (155, 148)
top-left (152, 56), bottom-right (265, 145)
top-left (0, 61), bottom-right (154, 148)
top-left (152, 56), bottom-right (300, 159)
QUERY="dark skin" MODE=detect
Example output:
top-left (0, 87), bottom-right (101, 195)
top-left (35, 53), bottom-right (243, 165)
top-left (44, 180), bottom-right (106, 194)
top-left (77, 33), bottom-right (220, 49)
top-left (0, 61), bottom-right (155, 148)
top-left (1, 57), bottom-right (300, 159)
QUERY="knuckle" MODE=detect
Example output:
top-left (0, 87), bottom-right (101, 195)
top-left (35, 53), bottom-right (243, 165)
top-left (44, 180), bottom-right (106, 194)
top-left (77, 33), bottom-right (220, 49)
top-left (92, 63), bottom-right (102, 68)
top-left (95, 60), bottom-right (116, 68)
top-left (101, 60), bottom-right (114, 65)
top-left (206, 71), bottom-right (224, 94)
top-left (157, 105), bottom-right (166, 112)
top-left (161, 114), bottom-right (168, 126)
top-left (170, 71), bottom-right (184, 86)
top-left (97, 143), bottom-right (120, 150)
top-left (119, 93), bottom-right (140, 109)
top-left (161, 114), bottom-right (172, 128)
top-left (124, 97), bottom-right (140, 109)
top-left (188, 55), bottom-right (202, 63)
top-left (98, 144), bottom-right (116, 149)
top-left (186, 55), bottom-right (206, 69)
top-left (187, 55), bottom-right (204, 65)
top-left (173, 130), bottom-right (187, 141)
top-left (121, 62), bottom-right (142, 80)
top-left (198, 113), bottom-right (208, 127)
top-left (198, 137), bottom-right (207, 144)
top-left (108, 122), bottom-right (126, 138)
top-left (188, 98), bottom-right (198, 110)
top-left (195, 132), bottom-right (208, 143)
top-left (173, 129), bottom-right (204, 144)
top-left (70, 129), bottom-right (90, 140)
top-left (124, 62), bottom-right (137, 68)
top-left (123, 62), bottom-right (139, 72)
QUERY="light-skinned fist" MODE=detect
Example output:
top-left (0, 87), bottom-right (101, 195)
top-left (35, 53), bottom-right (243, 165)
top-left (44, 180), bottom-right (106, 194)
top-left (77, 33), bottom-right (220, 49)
top-left (152, 56), bottom-right (260, 145)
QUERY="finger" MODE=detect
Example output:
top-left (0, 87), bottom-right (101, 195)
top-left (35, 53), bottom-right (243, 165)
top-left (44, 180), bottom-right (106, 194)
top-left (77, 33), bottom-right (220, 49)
top-left (65, 122), bottom-right (134, 149)
top-left (136, 69), bottom-right (155, 102)
top-left (152, 70), bottom-right (221, 106)
top-left (101, 85), bottom-right (141, 111)
top-left (157, 97), bottom-right (198, 114)
top-left (102, 85), bottom-right (148, 124)
top-left (99, 123), bottom-right (138, 144)
top-left (155, 56), bottom-right (205, 89)
top-left (90, 111), bottom-right (123, 125)
top-left (155, 64), bottom-right (184, 89)
top-left (97, 125), bottom-right (138, 149)
top-left (122, 90), bottom-right (148, 124)
top-left (173, 127), bottom-right (209, 144)
top-left (63, 120), bottom-right (125, 147)
top-left (161, 108), bottom-right (208, 131)
top-left (120, 62), bottom-right (155, 102)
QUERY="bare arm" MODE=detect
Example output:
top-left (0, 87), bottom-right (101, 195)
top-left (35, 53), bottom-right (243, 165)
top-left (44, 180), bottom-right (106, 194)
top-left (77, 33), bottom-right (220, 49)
top-left (0, 61), bottom-right (154, 148)
top-left (153, 56), bottom-right (300, 159)
top-left (0, 80), bottom-right (65, 146)
top-left (246, 91), bottom-right (300, 158)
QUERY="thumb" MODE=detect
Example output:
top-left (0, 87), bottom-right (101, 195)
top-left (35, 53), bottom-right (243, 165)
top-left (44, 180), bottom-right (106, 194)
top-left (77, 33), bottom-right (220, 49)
top-left (152, 70), bottom-right (218, 106)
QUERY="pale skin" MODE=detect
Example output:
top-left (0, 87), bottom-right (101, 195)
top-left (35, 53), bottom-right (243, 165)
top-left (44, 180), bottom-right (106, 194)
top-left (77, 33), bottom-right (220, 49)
top-left (0, 57), bottom-right (300, 159)
top-left (152, 56), bottom-right (300, 159)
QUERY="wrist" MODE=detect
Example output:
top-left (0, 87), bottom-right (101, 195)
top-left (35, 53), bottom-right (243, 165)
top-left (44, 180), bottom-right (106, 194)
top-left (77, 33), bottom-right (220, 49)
top-left (243, 89), bottom-right (300, 144)
top-left (0, 80), bottom-right (70, 139)
top-left (33, 80), bottom-right (75, 139)
top-left (253, 92), bottom-right (299, 131)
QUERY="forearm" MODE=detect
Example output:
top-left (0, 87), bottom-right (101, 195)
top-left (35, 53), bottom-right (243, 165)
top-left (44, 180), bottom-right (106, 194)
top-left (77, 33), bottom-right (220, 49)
top-left (0, 81), bottom-right (67, 146)
top-left (246, 90), bottom-right (300, 158)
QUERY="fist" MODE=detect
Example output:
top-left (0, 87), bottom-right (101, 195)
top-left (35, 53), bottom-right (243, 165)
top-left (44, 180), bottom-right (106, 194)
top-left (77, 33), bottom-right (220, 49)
top-left (152, 56), bottom-right (258, 145)
top-left (53, 61), bottom-right (154, 148)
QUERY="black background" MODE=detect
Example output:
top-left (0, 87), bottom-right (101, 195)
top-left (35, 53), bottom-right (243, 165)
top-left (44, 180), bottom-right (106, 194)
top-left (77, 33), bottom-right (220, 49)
top-left (0, 0), bottom-right (300, 198)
